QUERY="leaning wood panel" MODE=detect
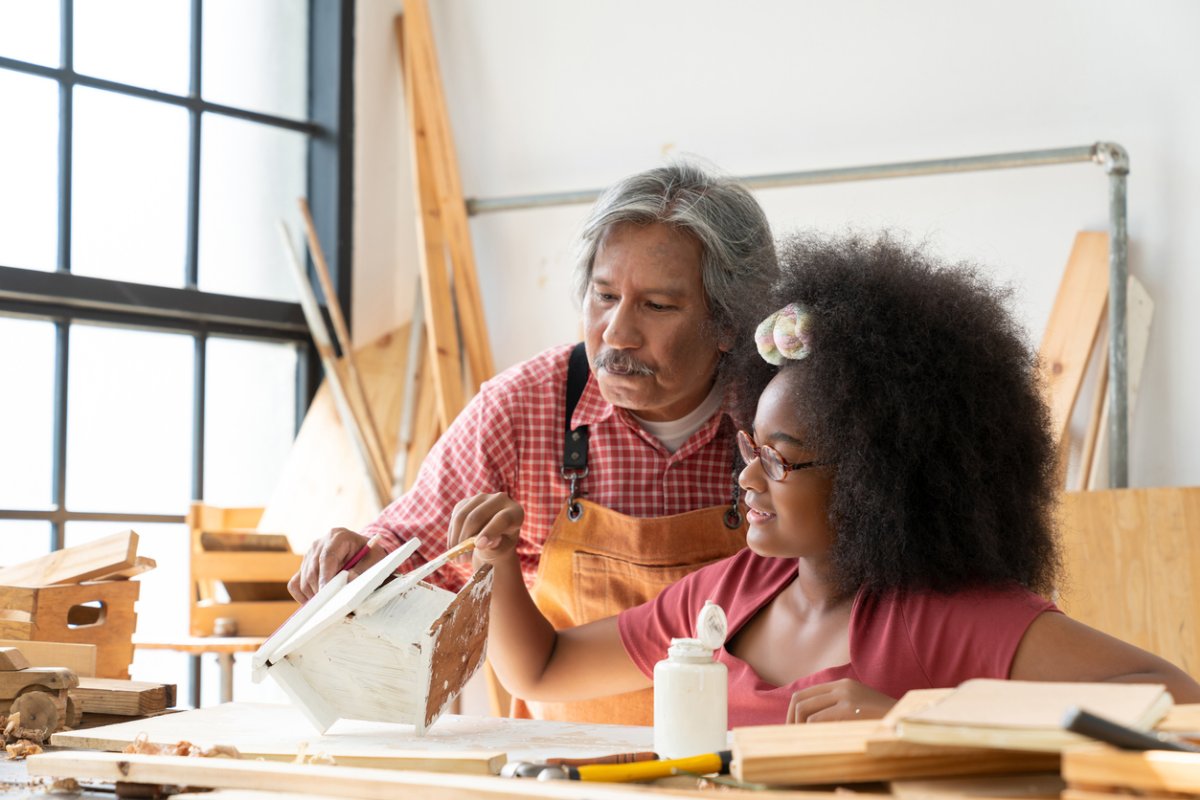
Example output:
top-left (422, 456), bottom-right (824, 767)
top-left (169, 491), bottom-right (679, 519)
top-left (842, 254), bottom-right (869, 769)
top-left (1056, 487), bottom-right (1200, 676)
top-left (1037, 232), bottom-right (1109, 451)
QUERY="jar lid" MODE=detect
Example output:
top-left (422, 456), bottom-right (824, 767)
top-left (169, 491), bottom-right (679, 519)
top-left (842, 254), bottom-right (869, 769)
top-left (695, 600), bottom-right (727, 651)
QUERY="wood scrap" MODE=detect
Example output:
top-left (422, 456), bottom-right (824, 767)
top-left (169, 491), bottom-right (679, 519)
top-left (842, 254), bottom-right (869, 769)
top-left (0, 530), bottom-right (138, 588)
top-left (0, 640), bottom-right (96, 677)
top-left (0, 649), bottom-right (29, 672)
top-left (71, 678), bottom-right (176, 716)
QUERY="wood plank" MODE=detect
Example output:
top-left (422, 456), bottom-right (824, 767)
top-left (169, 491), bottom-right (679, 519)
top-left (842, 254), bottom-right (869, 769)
top-left (0, 646), bottom-right (30, 671)
top-left (405, 342), bottom-right (441, 492)
top-left (892, 773), bottom-right (1065, 800)
top-left (71, 677), bottom-right (176, 715)
top-left (49, 701), bottom-right (654, 767)
top-left (299, 196), bottom-right (394, 497)
top-left (281, 223), bottom-right (393, 508)
top-left (199, 531), bottom-right (291, 552)
top-left (192, 552), bottom-right (302, 583)
top-left (27, 750), bottom-right (776, 798)
top-left (0, 639), bottom-right (96, 677)
top-left (399, 1), bottom-right (494, 391)
top-left (1062, 747), bottom-right (1200, 794)
top-left (1037, 231), bottom-right (1109, 451)
top-left (1056, 487), bottom-right (1200, 676)
top-left (397, 14), bottom-right (466, 429)
top-left (258, 326), bottom-right (411, 553)
top-left (731, 720), bottom-right (1058, 785)
top-left (90, 556), bottom-right (157, 581)
top-left (0, 530), bottom-right (138, 587)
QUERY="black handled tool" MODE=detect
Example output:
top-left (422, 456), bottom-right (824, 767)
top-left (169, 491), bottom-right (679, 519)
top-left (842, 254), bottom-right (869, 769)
top-left (1062, 706), bottom-right (1200, 752)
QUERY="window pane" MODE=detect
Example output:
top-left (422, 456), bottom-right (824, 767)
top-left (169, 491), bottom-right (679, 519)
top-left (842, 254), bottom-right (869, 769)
top-left (0, 316), bottom-right (55, 508)
top-left (66, 324), bottom-right (193, 514)
top-left (0, 70), bottom-right (58, 271)
top-left (204, 337), bottom-right (297, 506)
top-left (73, 0), bottom-right (189, 95)
top-left (202, 0), bottom-right (308, 120)
top-left (0, 2), bottom-right (59, 66)
top-left (72, 88), bottom-right (189, 287)
top-left (198, 114), bottom-right (305, 300)
top-left (0, 520), bottom-right (51, 566)
top-left (65, 521), bottom-right (188, 640)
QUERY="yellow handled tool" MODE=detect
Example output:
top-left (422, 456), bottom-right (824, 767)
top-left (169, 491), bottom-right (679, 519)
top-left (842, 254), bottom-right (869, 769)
top-left (540, 750), bottom-right (731, 782)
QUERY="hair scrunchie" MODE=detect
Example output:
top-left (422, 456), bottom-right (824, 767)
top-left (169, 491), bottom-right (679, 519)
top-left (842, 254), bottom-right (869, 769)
top-left (755, 303), bottom-right (812, 365)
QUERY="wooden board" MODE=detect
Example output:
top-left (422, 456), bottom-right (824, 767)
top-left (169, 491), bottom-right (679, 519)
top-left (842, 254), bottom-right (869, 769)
top-left (0, 638), bottom-right (96, 677)
top-left (50, 702), bottom-right (655, 768)
top-left (892, 773), bottom-right (1065, 800)
top-left (28, 750), bottom-right (827, 799)
top-left (1056, 487), bottom-right (1200, 676)
top-left (1062, 746), bottom-right (1200, 794)
top-left (0, 529), bottom-right (139, 587)
top-left (259, 325), bottom-right (412, 553)
top-left (72, 677), bottom-right (176, 715)
top-left (1037, 231), bottom-right (1109, 451)
top-left (731, 719), bottom-right (1058, 785)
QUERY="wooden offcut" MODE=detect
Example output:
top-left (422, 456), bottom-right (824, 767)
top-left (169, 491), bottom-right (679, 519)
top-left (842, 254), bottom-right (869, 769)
top-left (0, 530), bottom-right (138, 588)
top-left (70, 677), bottom-right (176, 716)
top-left (0, 639), bottom-right (96, 677)
top-left (1057, 486), bottom-right (1200, 676)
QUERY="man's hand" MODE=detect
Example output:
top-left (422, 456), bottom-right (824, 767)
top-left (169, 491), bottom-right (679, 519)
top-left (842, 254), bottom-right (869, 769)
top-left (287, 527), bottom-right (386, 603)
top-left (786, 678), bottom-right (896, 723)
top-left (446, 492), bottom-right (524, 570)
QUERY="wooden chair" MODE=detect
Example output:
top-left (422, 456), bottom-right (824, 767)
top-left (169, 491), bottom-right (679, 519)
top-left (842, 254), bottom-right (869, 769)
top-left (1057, 486), bottom-right (1200, 677)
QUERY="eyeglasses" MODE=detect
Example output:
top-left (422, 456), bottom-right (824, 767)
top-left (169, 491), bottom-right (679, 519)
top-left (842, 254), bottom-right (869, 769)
top-left (736, 430), bottom-right (824, 482)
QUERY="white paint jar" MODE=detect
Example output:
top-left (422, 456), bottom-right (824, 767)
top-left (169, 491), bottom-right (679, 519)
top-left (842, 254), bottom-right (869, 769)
top-left (652, 601), bottom-right (728, 759)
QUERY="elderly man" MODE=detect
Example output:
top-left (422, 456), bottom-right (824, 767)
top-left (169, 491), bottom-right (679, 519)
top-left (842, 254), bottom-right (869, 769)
top-left (289, 159), bottom-right (778, 723)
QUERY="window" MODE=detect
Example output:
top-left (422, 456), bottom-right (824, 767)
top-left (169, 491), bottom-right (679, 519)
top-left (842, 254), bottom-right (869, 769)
top-left (0, 2), bottom-right (352, 572)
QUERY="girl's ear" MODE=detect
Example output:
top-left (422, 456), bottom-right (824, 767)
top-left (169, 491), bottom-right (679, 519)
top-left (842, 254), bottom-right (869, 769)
top-left (718, 325), bottom-right (735, 353)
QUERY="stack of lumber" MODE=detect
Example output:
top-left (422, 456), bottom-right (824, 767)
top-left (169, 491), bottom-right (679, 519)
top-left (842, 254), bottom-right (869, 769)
top-left (0, 530), bottom-right (151, 679)
top-left (1063, 748), bottom-right (1200, 800)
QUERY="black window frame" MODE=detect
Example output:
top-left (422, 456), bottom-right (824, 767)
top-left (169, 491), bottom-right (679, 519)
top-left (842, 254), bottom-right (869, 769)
top-left (0, 0), bottom-right (353, 549)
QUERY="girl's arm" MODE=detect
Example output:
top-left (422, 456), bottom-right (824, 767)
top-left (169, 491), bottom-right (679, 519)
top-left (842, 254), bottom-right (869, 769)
top-left (1010, 612), bottom-right (1200, 702)
top-left (450, 493), bottom-right (651, 701)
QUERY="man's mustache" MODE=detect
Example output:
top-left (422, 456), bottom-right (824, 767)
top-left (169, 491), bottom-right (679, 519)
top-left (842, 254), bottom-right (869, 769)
top-left (593, 349), bottom-right (655, 377)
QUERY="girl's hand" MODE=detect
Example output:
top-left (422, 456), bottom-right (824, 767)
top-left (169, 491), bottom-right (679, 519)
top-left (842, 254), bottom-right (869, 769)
top-left (786, 678), bottom-right (896, 723)
top-left (447, 492), bottom-right (525, 568)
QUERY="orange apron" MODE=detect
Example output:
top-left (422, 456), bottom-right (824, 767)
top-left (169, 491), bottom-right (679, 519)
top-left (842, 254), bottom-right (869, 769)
top-left (508, 344), bottom-right (747, 725)
top-left (512, 498), bottom-right (746, 724)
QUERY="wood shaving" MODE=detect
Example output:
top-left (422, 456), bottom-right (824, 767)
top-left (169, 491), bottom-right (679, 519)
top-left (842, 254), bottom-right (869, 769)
top-left (47, 777), bottom-right (81, 794)
top-left (1, 712), bottom-right (47, 746)
top-left (123, 732), bottom-right (241, 758)
top-left (4, 740), bottom-right (43, 759)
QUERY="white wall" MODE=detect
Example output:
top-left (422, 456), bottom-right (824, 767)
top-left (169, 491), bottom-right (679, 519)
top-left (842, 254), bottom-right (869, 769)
top-left (354, 0), bottom-right (1200, 488)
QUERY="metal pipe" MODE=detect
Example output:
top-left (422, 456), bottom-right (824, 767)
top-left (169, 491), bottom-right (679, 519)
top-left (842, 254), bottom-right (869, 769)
top-left (464, 141), bottom-right (1132, 484)
top-left (1096, 143), bottom-right (1130, 488)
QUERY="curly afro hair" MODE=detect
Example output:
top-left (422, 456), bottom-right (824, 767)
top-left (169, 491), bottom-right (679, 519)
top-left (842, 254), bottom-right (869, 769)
top-left (735, 232), bottom-right (1061, 598)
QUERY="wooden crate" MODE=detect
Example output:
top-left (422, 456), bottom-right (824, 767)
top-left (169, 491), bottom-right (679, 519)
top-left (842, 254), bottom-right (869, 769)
top-left (0, 580), bottom-right (139, 679)
top-left (188, 503), bottom-right (301, 637)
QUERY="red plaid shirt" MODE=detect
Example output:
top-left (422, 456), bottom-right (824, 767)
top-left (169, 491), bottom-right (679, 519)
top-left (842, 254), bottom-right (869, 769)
top-left (364, 344), bottom-right (740, 591)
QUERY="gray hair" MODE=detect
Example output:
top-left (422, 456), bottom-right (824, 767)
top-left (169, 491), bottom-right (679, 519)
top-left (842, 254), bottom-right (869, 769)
top-left (572, 159), bottom-right (779, 357)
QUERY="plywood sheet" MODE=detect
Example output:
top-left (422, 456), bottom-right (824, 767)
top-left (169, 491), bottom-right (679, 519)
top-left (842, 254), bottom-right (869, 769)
top-left (50, 702), bottom-right (655, 766)
top-left (1056, 487), bottom-right (1200, 676)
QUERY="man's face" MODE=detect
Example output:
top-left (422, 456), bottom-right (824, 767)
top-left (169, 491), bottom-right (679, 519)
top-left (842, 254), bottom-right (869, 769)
top-left (583, 221), bottom-right (727, 422)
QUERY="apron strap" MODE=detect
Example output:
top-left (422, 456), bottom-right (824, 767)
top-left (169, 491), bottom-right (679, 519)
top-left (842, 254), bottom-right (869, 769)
top-left (562, 342), bottom-right (590, 520)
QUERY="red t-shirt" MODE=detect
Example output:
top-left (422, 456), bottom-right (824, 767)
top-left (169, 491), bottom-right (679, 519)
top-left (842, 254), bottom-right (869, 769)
top-left (617, 548), bottom-right (1059, 727)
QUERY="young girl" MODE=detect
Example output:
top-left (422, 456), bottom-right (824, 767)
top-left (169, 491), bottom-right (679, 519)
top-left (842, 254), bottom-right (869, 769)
top-left (452, 233), bottom-right (1200, 726)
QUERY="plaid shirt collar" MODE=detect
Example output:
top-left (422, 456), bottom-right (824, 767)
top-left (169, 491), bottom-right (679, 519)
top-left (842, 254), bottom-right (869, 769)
top-left (571, 373), bottom-right (732, 460)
